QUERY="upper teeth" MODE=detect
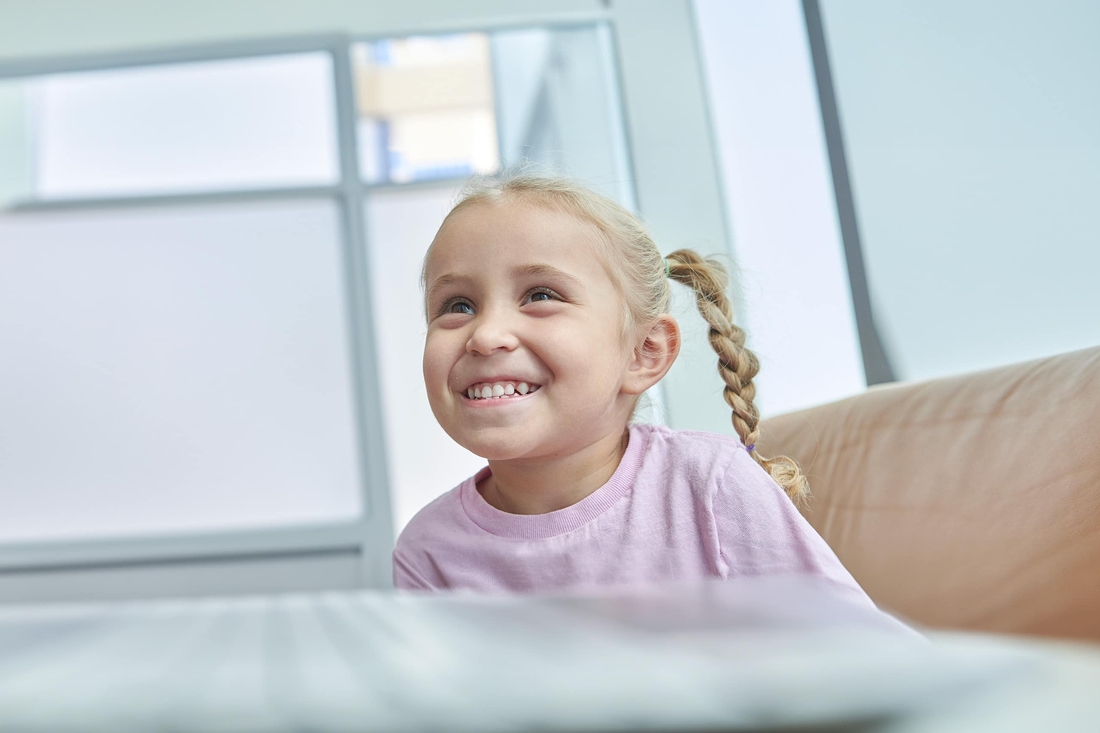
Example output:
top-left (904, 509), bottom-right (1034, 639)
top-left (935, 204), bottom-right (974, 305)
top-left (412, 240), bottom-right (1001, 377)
top-left (466, 381), bottom-right (538, 399)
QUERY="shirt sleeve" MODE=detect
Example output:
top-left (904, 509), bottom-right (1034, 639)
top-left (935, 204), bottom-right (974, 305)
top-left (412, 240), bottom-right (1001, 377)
top-left (711, 448), bottom-right (873, 603)
top-left (392, 549), bottom-right (439, 591)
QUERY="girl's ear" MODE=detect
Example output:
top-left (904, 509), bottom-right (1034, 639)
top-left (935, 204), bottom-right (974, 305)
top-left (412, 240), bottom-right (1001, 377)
top-left (623, 315), bottom-right (681, 395)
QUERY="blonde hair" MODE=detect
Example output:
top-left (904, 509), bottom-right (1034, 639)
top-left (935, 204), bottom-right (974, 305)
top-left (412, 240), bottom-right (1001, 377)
top-left (431, 173), bottom-right (810, 508)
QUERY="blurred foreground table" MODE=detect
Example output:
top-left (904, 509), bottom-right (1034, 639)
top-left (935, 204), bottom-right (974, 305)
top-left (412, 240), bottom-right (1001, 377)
top-left (0, 576), bottom-right (1097, 732)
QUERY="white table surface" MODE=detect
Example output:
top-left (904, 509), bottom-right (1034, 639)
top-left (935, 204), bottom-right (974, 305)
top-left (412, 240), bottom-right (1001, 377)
top-left (0, 576), bottom-right (1097, 732)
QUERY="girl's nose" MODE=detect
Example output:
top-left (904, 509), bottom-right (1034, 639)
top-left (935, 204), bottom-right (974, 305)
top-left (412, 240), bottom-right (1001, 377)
top-left (465, 312), bottom-right (520, 356)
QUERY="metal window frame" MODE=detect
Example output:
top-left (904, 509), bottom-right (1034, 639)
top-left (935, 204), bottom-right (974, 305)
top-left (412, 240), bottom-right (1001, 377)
top-left (801, 0), bottom-right (896, 385)
top-left (0, 34), bottom-right (397, 585)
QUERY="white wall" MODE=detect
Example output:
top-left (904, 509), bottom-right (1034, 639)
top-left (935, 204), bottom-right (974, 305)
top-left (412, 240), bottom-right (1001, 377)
top-left (692, 0), bottom-right (867, 416)
top-left (821, 0), bottom-right (1100, 380)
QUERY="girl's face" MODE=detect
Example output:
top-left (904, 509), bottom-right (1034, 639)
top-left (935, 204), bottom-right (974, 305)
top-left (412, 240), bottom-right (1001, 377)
top-left (422, 200), bottom-right (639, 463)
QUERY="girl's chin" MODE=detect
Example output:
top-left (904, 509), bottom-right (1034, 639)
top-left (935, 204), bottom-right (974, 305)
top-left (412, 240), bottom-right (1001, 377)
top-left (467, 447), bottom-right (533, 463)
top-left (456, 436), bottom-right (546, 463)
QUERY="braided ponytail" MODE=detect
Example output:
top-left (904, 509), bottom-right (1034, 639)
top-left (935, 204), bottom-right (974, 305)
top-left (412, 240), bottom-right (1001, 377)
top-left (666, 250), bottom-right (810, 508)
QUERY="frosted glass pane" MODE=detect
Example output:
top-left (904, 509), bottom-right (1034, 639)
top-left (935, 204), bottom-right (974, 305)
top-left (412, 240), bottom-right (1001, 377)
top-left (25, 53), bottom-right (339, 198)
top-left (364, 186), bottom-right (485, 533)
top-left (0, 200), bottom-right (363, 543)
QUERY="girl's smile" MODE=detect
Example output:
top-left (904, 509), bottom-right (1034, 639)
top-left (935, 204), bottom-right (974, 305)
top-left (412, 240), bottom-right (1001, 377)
top-left (462, 380), bottom-right (541, 402)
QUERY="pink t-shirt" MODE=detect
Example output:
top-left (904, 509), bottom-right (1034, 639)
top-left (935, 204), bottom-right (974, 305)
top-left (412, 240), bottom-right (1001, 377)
top-left (393, 423), bottom-right (870, 601)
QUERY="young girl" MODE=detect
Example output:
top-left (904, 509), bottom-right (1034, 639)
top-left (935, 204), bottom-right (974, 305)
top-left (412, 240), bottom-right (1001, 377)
top-left (393, 174), bottom-right (868, 602)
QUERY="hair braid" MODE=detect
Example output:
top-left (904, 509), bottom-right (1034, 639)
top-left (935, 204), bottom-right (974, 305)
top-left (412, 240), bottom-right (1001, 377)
top-left (665, 249), bottom-right (810, 508)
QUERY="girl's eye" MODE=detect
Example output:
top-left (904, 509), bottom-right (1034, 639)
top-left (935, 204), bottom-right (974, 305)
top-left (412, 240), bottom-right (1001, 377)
top-left (441, 299), bottom-right (474, 316)
top-left (525, 288), bottom-right (559, 304)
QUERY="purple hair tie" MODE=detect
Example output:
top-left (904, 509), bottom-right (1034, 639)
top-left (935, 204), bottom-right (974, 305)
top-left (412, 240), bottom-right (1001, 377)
top-left (745, 444), bottom-right (756, 453)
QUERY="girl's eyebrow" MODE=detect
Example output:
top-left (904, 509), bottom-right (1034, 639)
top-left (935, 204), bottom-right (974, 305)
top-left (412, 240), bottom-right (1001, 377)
top-left (511, 263), bottom-right (584, 289)
top-left (424, 273), bottom-right (471, 304)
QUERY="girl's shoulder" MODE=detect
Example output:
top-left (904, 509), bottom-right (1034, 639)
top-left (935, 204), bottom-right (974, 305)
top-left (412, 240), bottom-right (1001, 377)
top-left (632, 423), bottom-right (794, 518)
top-left (631, 422), bottom-right (757, 487)
top-left (633, 422), bottom-right (748, 460)
top-left (393, 474), bottom-right (476, 553)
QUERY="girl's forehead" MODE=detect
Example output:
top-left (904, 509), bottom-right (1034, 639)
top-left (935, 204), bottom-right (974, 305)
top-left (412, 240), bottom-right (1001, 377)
top-left (445, 199), bottom-right (592, 241)
top-left (426, 200), bottom-right (609, 274)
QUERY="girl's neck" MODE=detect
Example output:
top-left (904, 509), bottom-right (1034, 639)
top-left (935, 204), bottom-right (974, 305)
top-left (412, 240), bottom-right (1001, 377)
top-left (478, 428), bottom-right (630, 515)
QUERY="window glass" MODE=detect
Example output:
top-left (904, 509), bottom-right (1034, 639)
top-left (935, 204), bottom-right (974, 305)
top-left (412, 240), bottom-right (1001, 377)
top-left (352, 25), bottom-right (632, 206)
top-left (1, 53), bottom-right (339, 202)
top-left (0, 200), bottom-right (363, 542)
top-left (353, 35), bottom-right (500, 184)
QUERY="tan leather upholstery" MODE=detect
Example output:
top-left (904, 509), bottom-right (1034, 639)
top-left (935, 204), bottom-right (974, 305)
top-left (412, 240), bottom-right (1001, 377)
top-left (758, 346), bottom-right (1100, 641)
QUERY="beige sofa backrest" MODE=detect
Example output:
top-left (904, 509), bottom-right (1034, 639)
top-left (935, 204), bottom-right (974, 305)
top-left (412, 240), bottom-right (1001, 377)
top-left (759, 346), bottom-right (1100, 640)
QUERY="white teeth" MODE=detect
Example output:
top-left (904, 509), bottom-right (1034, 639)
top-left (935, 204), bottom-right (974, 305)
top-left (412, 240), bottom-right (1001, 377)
top-left (466, 381), bottom-right (539, 399)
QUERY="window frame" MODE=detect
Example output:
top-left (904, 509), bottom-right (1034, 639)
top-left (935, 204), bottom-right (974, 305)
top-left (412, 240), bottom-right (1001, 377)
top-left (0, 35), bottom-right (396, 589)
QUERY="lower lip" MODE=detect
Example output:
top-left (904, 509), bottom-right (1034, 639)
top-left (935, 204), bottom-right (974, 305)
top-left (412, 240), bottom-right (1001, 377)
top-left (461, 390), bottom-right (539, 407)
